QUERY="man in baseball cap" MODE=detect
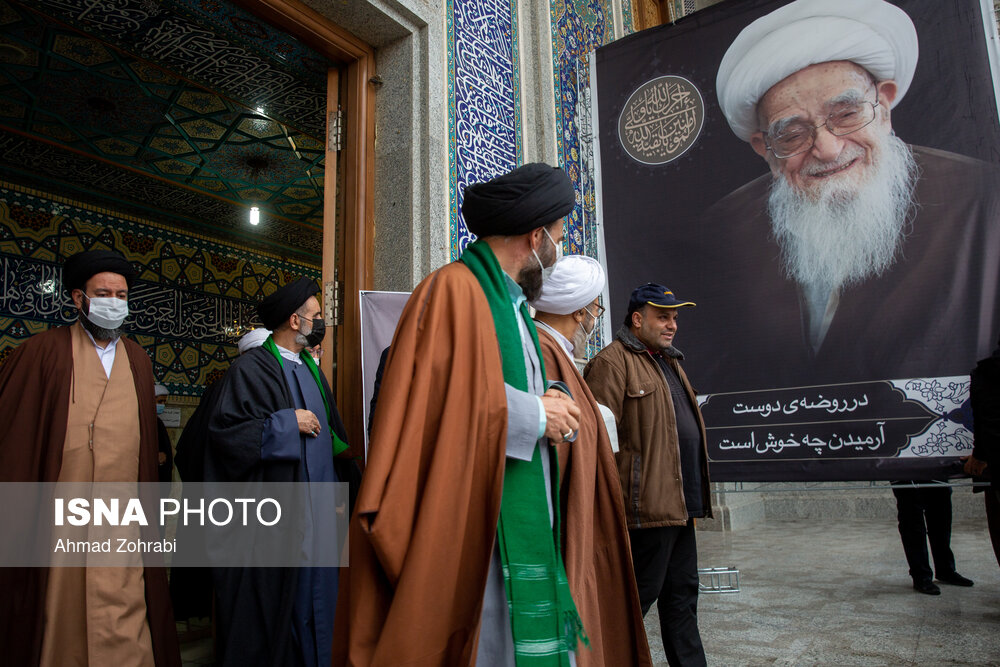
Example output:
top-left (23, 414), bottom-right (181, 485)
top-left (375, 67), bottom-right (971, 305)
top-left (585, 281), bottom-right (711, 666)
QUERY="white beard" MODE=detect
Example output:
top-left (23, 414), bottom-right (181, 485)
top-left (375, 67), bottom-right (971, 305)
top-left (767, 133), bottom-right (918, 294)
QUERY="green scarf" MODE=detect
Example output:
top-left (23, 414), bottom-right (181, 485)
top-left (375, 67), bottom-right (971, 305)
top-left (262, 336), bottom-right (349, 456)
top-left (460, 240), bottom-right (587, 666)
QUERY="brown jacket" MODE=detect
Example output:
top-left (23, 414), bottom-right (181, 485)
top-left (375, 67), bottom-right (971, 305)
top-left (584, 326), bottom-right (712, 528)
top-left (537, 329), bottom-right (652, 667)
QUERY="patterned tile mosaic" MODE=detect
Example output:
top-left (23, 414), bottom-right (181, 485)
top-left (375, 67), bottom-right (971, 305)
top-left (23, 0), bottom-right (332, 138)
top-left (549, 0), bottom-right (619, 354)
top-left (0, 1), bottom-right (326, 253)
top-left (0, 182), bottom-right (319, 396)
top-left (447, 0), bottom-right (522, 260)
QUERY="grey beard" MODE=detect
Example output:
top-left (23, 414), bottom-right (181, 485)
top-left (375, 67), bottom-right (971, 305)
top-left (79, 309), bottom-right (122, 341)
top-left (571, 325), bottom-right (588, 359)
top-left (767, 133), bottom-right (918, 293)
top-left (517, 264), bottom-right (543, 302)
top-left (294, 332), bottom-right (310, 348)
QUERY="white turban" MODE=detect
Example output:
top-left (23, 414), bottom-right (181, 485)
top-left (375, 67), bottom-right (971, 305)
top-left (238, 327), bottom-right (271, 354)
top-left (154, 384), bottom-right (169, 397)
top-left (717, 0), bottom-right (918, 142)
top-left (530, 255), bottom-right (606, 315)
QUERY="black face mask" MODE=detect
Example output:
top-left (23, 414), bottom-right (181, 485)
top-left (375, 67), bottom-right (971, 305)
top-left (304, 317), bottom-right (326, 347)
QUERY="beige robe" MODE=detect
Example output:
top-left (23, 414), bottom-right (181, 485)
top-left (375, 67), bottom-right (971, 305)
top-left (39, 322), bottom-right (154, 667)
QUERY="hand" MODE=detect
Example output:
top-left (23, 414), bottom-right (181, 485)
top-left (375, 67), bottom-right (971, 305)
top-left (541, 389), bottom-right (580, 442)
top-left (295, 409), bottom-right (321, 437)
top-left (961, 455), bottom-right (988, 476)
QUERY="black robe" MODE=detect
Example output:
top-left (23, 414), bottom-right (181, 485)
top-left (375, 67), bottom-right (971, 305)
top-left (205, 345), bottom-right (353, 667)
top-left (691, 146), bottom-right (1000, 392)
top-left (169, 379), bottom-right (222, 622)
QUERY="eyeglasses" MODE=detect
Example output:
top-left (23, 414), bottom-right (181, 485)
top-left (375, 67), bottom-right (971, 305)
top-left (586, 303), bottom-right (605, 319)
top-left (764, 88), bottom-right (880, 159)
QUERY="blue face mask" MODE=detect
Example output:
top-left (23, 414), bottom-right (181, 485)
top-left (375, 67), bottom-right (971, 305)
top-left (156, 404), bottom-right (165, 415)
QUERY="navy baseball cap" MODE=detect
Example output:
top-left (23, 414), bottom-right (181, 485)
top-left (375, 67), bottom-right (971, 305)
top-left (627, 283), bottom-right (696, 315)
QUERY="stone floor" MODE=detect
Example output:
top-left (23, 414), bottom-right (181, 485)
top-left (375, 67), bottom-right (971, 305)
top-left (181, 518), bottom-right (1000, 666)
top-left (643, 518), bottom-right (1000, 666)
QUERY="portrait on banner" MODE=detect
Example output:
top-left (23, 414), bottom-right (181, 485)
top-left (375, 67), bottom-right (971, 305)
top-left (595, 0), bottom-right (1000, 480)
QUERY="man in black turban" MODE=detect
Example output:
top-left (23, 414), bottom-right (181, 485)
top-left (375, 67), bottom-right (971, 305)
top-left (460, 162), bottom-right (576, 302)
top-left (461, 162), bottom-right (577, 238)
top-left (206, 277), bottom-right (351, 667)
top-left (0, 248), bottom-right (180, 666)
top-left (334, 163), bottom-right (602, 666)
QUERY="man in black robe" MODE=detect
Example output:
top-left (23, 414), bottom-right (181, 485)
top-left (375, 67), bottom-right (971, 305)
top-left (170, 328), bottom-right (270, 624)
top-left (207, 279), bottom-right (350, 667)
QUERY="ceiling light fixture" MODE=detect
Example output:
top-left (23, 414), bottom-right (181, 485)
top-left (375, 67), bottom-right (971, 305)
top-left (249, 207), bottom-right (260, 225)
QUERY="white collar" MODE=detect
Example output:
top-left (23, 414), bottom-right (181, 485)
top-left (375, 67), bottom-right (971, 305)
top-left (534, 320), bottom-right (575, 362)
top-left (275, 343), bottom-right (302, 364)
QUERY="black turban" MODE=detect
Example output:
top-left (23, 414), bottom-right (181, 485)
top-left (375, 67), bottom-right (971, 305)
top-left (461, 162), bottom-right (575, 237)
top-left (62, 249), bottom-right (137, 294)
top-left (257, 277), bottom-right (319, 330)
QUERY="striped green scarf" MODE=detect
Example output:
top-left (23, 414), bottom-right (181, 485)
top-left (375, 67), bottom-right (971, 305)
top-left (460, 240), bottom-right (587, 666)
top-left (262, 335), bottom-right (349, 456)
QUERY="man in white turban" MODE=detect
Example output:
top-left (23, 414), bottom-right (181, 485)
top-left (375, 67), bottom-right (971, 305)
top-left (531, 255), bottom-right (606, 363)
top-left (529, 256), bottom-right (653, 667)
top-left (696, 0), bottom-right (1000, 391)
top-left (237, 327), bottom-right (271, 354)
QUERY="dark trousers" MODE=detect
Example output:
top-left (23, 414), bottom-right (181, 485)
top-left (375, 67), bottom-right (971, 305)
top-left (629, 521), bottom-right (706, 667)
top-left (987, 483), bottom-right (1000, 570)
top-left (891, 484), bottom-right (956, 582)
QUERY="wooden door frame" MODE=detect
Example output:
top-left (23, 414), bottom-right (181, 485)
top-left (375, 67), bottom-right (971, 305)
top-left (238, 0), bottom-right (376, 451)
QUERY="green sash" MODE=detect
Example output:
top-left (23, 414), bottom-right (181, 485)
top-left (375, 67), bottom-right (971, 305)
top-left (262, 336), bottom-right (349, 456)
top-left (460, 240), bottom-right (587, 665)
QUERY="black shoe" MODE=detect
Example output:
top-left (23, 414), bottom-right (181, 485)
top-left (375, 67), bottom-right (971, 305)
top-left (913, 580), bottom-right (941, 595)
top-left (937, 572), bottom-right (974, 587)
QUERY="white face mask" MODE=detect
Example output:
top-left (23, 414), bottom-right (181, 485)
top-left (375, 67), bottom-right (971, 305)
top-left (533, 227), bottom-right (563, 282)
top-left (571, 305), bottom-right (599, 357)
top-left (579, 308), bottom-right (598, 342)
top-left (83, 293), bottom-right (129, 329)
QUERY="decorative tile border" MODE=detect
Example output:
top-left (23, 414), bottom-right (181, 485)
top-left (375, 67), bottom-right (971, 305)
top-left (622, 0), bottom-right (635, 34)
top-left (550, 1), bottom-right (616, 354)
top-left (447, 0), bottom-right (523, 260)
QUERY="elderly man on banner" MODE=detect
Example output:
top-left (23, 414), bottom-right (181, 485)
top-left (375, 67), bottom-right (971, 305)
top-left (334, 163), bottom-right (604, 666)
top-left (700, 0), bottom-right (1000, 389)
top-left (530, 255), bottom-right (652, 666)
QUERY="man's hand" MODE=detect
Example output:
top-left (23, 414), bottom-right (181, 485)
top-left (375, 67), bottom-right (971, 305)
top-left (962, 455), bottom-right (988, 476)
top-left (541, 389), bottom-right (580, 442)
top-left (295, 409), bottom-right (322, 437)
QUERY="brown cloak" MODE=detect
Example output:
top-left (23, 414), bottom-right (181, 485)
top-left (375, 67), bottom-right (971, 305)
top-left (537, 329), bottom-right (652, 667)
top-left (333, 261), bottom-right (511, 666)
top-left (0, 325), bottom-right (181, 667)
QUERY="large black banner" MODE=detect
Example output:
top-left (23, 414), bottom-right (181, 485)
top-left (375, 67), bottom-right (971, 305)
top-left (595, 0), bottom-right (1000, 480)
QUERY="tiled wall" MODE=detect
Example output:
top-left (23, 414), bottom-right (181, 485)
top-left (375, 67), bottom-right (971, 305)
top-left (0, 182), bottom-right (319, 396)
